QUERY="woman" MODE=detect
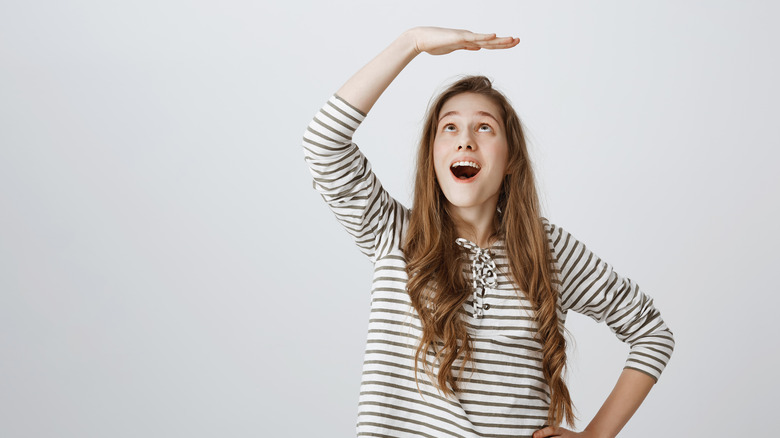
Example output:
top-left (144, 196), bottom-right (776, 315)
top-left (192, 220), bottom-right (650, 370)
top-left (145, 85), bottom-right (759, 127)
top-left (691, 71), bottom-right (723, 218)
top-left (302, 26), bottom-right (674, 438)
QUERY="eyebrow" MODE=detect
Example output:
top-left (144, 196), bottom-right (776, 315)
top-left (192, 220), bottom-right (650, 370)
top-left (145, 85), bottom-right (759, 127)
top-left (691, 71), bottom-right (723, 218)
top-left (438, 110), bottom-right (500, 125)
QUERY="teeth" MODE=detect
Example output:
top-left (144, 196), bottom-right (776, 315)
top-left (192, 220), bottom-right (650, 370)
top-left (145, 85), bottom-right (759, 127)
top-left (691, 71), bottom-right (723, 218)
top-left (450, 161), bottom-right (481, 169)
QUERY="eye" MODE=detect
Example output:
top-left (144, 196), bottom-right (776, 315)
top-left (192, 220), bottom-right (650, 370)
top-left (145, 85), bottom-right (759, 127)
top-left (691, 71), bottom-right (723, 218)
top-left (478, 124), bottom-right (493, 132)
top-left (442, 124), bottom-right (456, 132)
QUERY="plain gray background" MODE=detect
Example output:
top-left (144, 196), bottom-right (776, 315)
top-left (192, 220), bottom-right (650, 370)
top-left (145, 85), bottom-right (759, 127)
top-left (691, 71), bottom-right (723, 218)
top-left (2, 0), bottom-right (779, 436)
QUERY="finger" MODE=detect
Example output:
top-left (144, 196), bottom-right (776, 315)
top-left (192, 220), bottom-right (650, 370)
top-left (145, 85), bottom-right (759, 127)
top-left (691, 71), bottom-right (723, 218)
top-left (476, 35), bottom-right (516, 42)
top-left (466, 32), bottom-right (498, 42)
top-left (457, 43), bottom-right (481, 52)
top-left (475, 36), bottom-right (519, 48)
top-left (472, 38), bottom-right (518, 49)
top-left (532, 426), bottom-right (560, 438)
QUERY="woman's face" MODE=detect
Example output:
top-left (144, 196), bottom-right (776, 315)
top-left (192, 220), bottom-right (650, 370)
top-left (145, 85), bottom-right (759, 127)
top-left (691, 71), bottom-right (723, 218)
top-left (433, 92), bottom-right (509, 214)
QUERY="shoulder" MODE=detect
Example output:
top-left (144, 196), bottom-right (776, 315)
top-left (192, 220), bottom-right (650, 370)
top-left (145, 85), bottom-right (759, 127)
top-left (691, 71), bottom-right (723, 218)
top-left (539, 217), bottom-right (580, 264)
top-left (540, 216), bottom-right (564, 241)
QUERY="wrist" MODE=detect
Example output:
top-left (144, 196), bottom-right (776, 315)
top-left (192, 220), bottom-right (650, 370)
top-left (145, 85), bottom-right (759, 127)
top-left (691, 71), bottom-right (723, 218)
top-left (400, 27), bottom-right (422, 56)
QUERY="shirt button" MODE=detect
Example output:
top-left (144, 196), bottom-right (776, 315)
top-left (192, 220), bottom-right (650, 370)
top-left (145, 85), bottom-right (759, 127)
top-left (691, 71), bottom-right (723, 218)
top-left (483, 303), bottom-right (490, 310)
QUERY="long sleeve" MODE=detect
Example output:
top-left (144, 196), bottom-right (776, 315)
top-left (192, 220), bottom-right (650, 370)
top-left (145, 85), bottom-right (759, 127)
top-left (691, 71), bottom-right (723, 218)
top-left (302, 95), bottom-right (408, 263)
top-left (545, 219), bottom-right (675, 382)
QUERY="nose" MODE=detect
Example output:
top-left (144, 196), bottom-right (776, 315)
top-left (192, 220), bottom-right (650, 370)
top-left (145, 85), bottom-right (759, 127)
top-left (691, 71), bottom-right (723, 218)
top-left (457, 130), bottom-right (476, 151)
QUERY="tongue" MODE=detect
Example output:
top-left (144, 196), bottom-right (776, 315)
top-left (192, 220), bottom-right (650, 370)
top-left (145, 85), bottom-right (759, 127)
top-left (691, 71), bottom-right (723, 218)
top-left (452, 166), bottom-right (478, 179)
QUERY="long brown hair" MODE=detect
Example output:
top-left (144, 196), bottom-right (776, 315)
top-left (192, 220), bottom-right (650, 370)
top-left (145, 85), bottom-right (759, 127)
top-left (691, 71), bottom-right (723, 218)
top-left (402, 75), bottom-right (575, 427)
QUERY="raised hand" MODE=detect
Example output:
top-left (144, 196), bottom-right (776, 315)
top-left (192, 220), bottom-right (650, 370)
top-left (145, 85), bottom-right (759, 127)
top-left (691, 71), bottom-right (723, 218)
top-left (410, 26), bottom-right (519, 56)
top-left (336, 26), bottom-right (519, 114)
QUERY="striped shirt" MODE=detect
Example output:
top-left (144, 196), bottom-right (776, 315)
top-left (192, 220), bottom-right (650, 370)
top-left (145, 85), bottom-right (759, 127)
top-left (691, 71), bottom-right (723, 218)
top-left (303, 95), bottom-right (675, 438)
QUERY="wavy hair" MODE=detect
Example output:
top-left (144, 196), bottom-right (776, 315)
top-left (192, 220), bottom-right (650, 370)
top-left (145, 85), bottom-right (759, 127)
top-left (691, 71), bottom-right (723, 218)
top-left (402, 75), bottom-right (575, 427)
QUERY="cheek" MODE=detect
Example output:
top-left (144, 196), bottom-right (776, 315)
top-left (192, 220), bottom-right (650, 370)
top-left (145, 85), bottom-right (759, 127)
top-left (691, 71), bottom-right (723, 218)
top-left (432, 141), bottom-right (448, 175)
top-left (495, 143), bottom-right (510, 170)
top-left (432, 139), bottom-right (445, 159)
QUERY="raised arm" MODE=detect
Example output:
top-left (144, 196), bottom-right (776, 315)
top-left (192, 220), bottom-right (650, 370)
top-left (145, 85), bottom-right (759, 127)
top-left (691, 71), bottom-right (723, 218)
top-left (303, 28), bottom-right (518, 262)
top-left (336, 27), bottom-right (519, 115)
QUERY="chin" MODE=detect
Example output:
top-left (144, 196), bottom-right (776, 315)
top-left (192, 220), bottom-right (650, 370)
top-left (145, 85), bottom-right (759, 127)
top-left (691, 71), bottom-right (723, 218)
top-left (446, 199), bottom-right (480, 209)
top-left (443, 193), bottom-right (495, 210)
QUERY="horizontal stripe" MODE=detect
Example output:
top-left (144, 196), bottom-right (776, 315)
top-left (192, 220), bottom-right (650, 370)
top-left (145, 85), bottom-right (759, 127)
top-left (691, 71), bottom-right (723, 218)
top-left (303, 95), bottom-right (675, 437)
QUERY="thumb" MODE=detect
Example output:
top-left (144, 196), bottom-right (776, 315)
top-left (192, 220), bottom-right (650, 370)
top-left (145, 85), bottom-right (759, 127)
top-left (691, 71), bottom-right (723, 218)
top-left (469, 32), bottom-right (497, 41)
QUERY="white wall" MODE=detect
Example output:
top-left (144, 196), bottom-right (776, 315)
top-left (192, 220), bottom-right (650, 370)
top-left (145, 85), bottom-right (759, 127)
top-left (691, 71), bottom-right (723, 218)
top-left (1, 1), bottom-right (778, 436)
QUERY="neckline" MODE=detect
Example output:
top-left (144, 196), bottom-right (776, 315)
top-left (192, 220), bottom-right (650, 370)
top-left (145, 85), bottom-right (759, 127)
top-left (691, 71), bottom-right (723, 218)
top-left (455, 237), bottom-right (504, 253)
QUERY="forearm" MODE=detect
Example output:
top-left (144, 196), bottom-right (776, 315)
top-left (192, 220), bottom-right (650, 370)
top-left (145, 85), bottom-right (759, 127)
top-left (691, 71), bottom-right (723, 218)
top-left (583, 368), bottom-right (656, 438)
top-left (336, 29), bottom-right (419, 115)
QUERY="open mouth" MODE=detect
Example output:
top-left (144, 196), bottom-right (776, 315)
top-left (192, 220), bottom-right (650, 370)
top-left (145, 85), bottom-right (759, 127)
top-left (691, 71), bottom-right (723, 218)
top-left (450, 161), bottom-right (481, 180)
